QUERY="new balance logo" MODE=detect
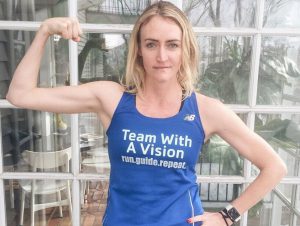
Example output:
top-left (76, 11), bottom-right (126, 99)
top-left (184, 114), bottom-right (195, 121)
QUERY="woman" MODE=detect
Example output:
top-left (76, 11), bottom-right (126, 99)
top-left (7, 1), bottom-right (287, 226)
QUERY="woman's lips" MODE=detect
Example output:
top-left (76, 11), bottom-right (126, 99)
top-left (153, 66), bottom-right (171, 69)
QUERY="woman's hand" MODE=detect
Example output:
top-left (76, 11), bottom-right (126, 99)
top-left (187, 212), bottom-right (232, 226)
top-left (39, 17), bottom-right (82, 42)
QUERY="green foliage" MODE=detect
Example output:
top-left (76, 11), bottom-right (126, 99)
top-left (200, 136), bottom-right (242, 176)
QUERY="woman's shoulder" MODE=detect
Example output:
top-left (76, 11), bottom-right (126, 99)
top-left (194, 92), bottom-right (224, 112)
top-left (194, 91), bottom-right (242, 134)
top-left (194, 92), bottom-right (233, 126)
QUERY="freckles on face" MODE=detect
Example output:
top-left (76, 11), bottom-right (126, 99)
top-left (138, 16), bottom-right (183, 81)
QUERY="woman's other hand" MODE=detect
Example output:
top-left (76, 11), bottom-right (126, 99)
top-left (187, 212), bottom-right (232, 226)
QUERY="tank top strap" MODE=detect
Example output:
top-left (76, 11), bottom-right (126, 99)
top-left (181, 92), bottom-right (205, 137)
top-left (114, 92), bottom-right (135, 114)
top-left (181, 92), bottom-right (200, 117)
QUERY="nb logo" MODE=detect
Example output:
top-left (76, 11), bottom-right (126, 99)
top-left (184, 114), bottom-right (195, 121)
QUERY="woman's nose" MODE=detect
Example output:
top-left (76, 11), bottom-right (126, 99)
top-left (156, 47), bottom-right (168, 62)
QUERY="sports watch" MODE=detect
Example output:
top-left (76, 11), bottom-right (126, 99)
top-left (222, 204), bottom-right (241, 223)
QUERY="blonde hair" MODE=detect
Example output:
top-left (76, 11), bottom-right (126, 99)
top-left (123, 1), bottom-right (199, 98)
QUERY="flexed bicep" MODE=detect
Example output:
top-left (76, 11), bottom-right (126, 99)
top-left (6, 17), bottom-right (83, 111)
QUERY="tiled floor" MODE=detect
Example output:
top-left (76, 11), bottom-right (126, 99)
top-left (5, 181), bottom-right (108, 226)
top-left (81, 181), bottom-right (109, 226)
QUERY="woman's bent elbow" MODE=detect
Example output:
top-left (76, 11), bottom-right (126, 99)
top-left (274, 158), bottom-right (288, 180)
top-left (280, 160), bottom-right (288, 178)
top-left (6, 92), bottom-right (16, 105)
top-left (6, 92), bottom-right (26, 108)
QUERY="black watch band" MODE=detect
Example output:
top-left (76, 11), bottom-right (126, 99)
top-left (218, 211), bottom-right (230, 226)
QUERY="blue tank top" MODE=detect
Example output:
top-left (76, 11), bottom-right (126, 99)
top-left (104, 92), bottom-right (205, 226)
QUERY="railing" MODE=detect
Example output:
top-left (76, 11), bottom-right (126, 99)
top-left (87, 0), bottom-right (150, 16)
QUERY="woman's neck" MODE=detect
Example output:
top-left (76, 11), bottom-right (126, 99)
top-left (140, 81), bottom-right (182, 103)
top-left (136, 80), bottom-right (183, 118)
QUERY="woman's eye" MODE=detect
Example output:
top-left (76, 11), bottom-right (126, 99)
top-left (168, 43), bottom-right (179, 48)
top-left (146, 43), bottom-right (156, 48)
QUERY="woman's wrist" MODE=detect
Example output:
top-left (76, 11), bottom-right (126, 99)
top-left (219, 204), bottom-right (241, 226)
top-left (218, 211), bottom-right (233, 226)
top-left (38, 22), bottom-right (52, 38)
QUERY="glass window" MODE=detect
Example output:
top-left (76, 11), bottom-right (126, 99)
top-left (0, 30), bottom-right (69, 99)
top-left (80, 113), bottom-right (110, 175)
top-left (4, 179), bottom-right (72, 226)
top-left (184, 0), bottom-right (256, 28)
top-left (200, 183), bottom-right (242, 206)
top-left (277, 183), bottom-right (300, 212)
top-left (77, 0), bottom-right (151, 24)
top-left (1, 109), bottom-right (71, 173)
top-left (0, 0), bottom-right (67, 21)
top-left (263, 0), bottom-right (300, 28)
top-left (253, 113), bottom-right (300, 177)
top-left (78, 33), bottom-right (129, 83)
top-left (197, 36), bottom-right (253, 104)
top-left (198, 113), bottom-right (247, 176)
top-left (81, 180), bottom-right (109, 226)
top-left (248, 187), bottom-right (300, 226)
top-left (257, 36), bottom-right (300, 106)
top-left (198, 135), bottom-right (244, 176)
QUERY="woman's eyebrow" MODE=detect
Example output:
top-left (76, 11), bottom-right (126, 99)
top-left (144, 38), bottom-right (181, 42)
top-left (166, 39), bottom-right (181, 42)
top-left (144, 38), bottom-right (158, 42)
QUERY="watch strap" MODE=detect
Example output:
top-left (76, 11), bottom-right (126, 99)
top-left (218, 211), bottom-right (230, 226)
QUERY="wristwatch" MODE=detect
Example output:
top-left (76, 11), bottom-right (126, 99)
top-left (222, 204), bottom-right (241, 222)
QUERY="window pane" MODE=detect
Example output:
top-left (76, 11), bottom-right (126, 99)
top-left (198, 135), bottom-right (244, 176)
top-left (0, 30), bottom-right (69, 98)
top-left (81, 180), bottom-right (109, 226)
top-left (0, 1), bottom-right (67, 21)
top-left (77, 0), bottom-right (151, 24)
top-left (4, 179), bottom-right (72, 226)
top-left (80, 113), bottom-right (110, 175)
top-left (277, 183), bottom-right (300, 212)
top-left (200, 183), bottom-right (242, 209)
top-left (257, 36), bottom-right (300, 105)
top-left (78, 33), bottom-right (129, 83)
top-left (248, 187), bottom-right (300, 226)
top-left (184, 0), bottom-right (256, 27)
top-left (197, 36), bottom-right (253, 104)
top-left (1, 109), bottom-right (71, 173)
top-left (263, 0), bottom-right (300, 28)
top-left (254, 113), bottom-right (300, 177)
top-left (198, 114), bottom-right (247, 176)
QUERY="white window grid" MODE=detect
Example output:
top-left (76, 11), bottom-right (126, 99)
top-left (0, 0), bottom-right (299, 225)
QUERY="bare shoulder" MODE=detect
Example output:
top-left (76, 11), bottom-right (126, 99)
top-left (195, 92), bottom-right (223, 111)
top-left (86, 81), bottom-right (124, 103)
top-left (195, 92), bottom-right (227, 121)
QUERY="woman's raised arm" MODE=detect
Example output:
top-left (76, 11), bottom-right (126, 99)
top-left (6, 17), bottom-right (123, 116)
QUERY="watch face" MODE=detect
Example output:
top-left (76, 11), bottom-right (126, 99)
top-left (228, 207), bottom-right (240, 221)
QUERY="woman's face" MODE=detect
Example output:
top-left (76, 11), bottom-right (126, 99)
top-left (139, 15), bottom-right (182, 84)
